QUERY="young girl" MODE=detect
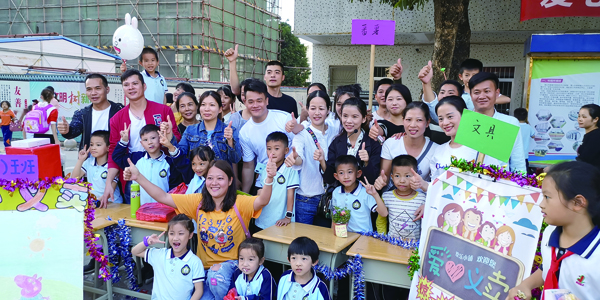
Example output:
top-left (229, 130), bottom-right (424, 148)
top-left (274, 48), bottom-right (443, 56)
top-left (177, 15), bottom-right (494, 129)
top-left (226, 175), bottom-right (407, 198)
top-left (323, 97), bottom-right (381, 185)
top-left (218, 85), bottom-right (236, 124)
top-left (285, 90), bottom-right (337, 225)
top-left (508, 161), bottom-right (600, 300)
top-left (474, 221), bottom-right (496, 248)
top-left (185, 146), bottom-right (215, 194)
top-left (0, 100), bottom-right (17, 147)
top-left (132, 214), bottom-right (205, 300)
top-left (228, 238), bottom-right (276, 300)
top-left (33, 88), bottom-right (60, 145)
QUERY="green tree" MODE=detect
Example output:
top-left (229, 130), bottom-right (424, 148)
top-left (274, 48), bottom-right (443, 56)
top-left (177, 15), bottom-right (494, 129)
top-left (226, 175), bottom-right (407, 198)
top-left (350, 0), bottom-right (470, 90)
top-left (280, 22), bottom-right (311, 87)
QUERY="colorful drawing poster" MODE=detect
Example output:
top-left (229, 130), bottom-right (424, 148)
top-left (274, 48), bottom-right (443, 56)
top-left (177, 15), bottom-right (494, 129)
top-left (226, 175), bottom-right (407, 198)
top-left (409, 169), bottom-right (543, 300)
top-left (0, 182), bottom-right (89, 300)
top-left (527, 59), bottom-right (600, 163)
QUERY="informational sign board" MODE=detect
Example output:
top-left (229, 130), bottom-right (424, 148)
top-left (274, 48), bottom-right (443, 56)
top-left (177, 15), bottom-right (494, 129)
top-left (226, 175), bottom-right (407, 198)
top-left (0, 155), bottom-right (38, 181)
top-left (351, 19), bottom-right (396, 45)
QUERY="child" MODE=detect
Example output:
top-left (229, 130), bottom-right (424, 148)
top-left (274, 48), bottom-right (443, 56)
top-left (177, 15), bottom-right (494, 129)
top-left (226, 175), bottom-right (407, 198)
top-left (72, 130), bottom-right (123, 203)
top-left (508, 161), bottom-right (600, 300)
top-left (331, 155), bottom-right (388, 233)
top-left (228, 238), bottom-right (276, 300)
top-left (181, 146), bottom-right (214, 194)
top-left (121, 48), bottom-right (167, 105)
top-left (0, 100), bottom-right (17, 147)
top-left (277, 237), bottom-right (330, 300)
top-left (254, 132), bottom-right (299, 232)
top-left (113, 124), bottom-right (186, 204)
top-left (514, 107), bottom-right (535, 173)
top-left (381, 155), bottom-right (427, 240)
top-left (132, 214), bottom-right (204, 300)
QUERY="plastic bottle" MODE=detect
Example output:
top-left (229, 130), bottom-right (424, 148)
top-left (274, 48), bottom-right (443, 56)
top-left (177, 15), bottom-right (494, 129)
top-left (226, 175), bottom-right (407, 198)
top-left (130, 182), bottom-right (140, 219)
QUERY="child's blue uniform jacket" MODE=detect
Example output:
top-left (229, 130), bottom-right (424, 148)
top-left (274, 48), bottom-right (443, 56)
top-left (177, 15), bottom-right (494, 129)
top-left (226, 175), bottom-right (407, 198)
top-left (229, 265), bottom-right (277, 300)
top-left (277, 270), bottom-right (330, 300)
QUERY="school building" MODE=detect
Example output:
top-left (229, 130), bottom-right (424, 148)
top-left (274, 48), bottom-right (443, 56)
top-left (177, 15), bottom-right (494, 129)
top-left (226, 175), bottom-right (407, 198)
top-left (293, 0), bottom-right (600, 114)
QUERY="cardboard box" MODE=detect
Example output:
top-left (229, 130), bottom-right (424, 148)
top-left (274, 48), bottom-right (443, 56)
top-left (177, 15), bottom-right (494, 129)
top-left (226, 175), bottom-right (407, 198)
top-left (11, 138), bottom-right (50, 148)
top-left (6, 144), bottom-right (62, 179)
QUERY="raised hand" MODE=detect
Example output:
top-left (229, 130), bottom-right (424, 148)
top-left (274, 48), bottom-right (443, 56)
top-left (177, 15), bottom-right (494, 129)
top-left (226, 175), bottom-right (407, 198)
top-left (57, 116), bottom-right (70, 134)
top-left (224, 44), bottom-right (239, 63)
top-left (230, 103), bottom-right (236, 113)
top-left (358, 142), bottom-right (369, 164)
top-left (120, 59), bottom-right (127, 73)
top-left (77, 145), bottom-right (90, 161)
top-left (147, 232), bottom-right (166, 246)
top-left (360, 178), bottom-right (377, 196)
top-left (285, 147), bottom-right (298, 167)
top-left (123, 158), bottom-right (140, 181)
top-left (409, 168), bottom-right (424, 191)
top-left (285, 112), bottom-right (298, 133)
top-left (389, 58), bottom-right (403, 80)
top-left (369, 120), bottom-right (383, 141)
top-left (160, 115), bottom-right (174, 142)
top-left (224, 121), bottom-right (233, 142)
top-left (418, 61), bottom-right (433, 84)
top-left (120, 123), bottom-right (131, 143)
top-left (159, 129), bottom-right (173, 149)
top-left (313, 142), bottom-right (325, 162)
top-left (374, 170), bottom-right (388, 191)
top-left (265, 154), bottom-right (277, 179)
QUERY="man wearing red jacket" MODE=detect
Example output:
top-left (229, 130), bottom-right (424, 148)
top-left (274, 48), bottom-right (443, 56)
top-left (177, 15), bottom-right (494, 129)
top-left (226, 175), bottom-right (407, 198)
top-left (100, 69), bottom-right (181, 207)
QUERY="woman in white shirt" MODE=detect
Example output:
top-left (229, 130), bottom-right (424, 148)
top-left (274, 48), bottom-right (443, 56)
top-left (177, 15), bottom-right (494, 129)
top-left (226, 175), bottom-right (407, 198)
top-left (285, 90), bottom-right (337, 225)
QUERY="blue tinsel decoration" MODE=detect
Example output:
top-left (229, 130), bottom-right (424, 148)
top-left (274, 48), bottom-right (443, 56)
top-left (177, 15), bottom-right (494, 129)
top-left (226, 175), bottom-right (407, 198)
top-left (358, 231), bottom-right (419, 249)
top-left (315, 255), bottom-right (365, 300)
top-left (104, 225), bottom-right (121, 284)
top-left (104, 219), bottom-right (140, 293)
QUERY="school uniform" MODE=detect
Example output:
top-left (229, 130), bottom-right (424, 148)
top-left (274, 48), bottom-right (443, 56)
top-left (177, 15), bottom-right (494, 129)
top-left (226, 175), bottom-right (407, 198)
top-left (229, 265), bottom-right (277, 300)
top-left (277, 270), bottom-right (330, 300)
top-left (144, 248), bottom-right (205, 300)
top-left (540, 225), bottom-right (600, 300)
top-left (142, 70), bottom-right (168, 104)
top-left (330, 184), bottom-right (377, 233)
top-left (323, 130), bottom-right (381, 185)
top-left (81, 156), bottom-right (123, 203)
top-left (186, 175), bottom-right (205, 194)
top-left (255, 164), bottom-right (299, 229)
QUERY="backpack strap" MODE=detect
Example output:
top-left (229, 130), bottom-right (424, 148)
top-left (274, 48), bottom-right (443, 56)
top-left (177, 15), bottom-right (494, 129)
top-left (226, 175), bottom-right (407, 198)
top-left (416, 139), bottom-right (434, 166)
top-left (233, 204), bottom-right (251, 239)
top-left (305, 127), bottom-right (319, 147)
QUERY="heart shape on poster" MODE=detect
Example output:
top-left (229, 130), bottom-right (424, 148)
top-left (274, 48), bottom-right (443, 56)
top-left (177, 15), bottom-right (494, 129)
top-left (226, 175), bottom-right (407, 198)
top-left (445, 261), bottom-right (465, 283)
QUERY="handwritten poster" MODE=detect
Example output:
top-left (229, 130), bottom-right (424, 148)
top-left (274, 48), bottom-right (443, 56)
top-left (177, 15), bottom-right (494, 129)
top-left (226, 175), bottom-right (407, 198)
top-left (351, 19), bottom-right (396, 45)
top-left (0, 155), bottom-right (38, 181)
top-left (409, 169), bottom-right (543, 300)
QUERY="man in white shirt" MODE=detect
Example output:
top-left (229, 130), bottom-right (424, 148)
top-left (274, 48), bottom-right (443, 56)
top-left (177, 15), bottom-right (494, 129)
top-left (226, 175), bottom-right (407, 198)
top-left (469, 72), bottom-right (527, 173)
top-left (240, 80), bottom-right (294, 193)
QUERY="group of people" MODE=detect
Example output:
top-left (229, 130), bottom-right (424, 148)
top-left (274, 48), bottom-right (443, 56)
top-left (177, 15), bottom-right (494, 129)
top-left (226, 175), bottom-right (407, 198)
top-left (7, 45), bottom-right (599, 300)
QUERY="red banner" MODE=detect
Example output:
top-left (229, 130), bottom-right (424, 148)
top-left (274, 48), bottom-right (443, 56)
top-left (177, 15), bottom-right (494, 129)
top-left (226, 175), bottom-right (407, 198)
top-left (521, 0), bottom-right (600, 21)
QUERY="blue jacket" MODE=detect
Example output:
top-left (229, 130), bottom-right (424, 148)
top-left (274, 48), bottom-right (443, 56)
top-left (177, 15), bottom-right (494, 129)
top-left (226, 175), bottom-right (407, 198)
top-left (176, 120), bottom-right (242, 164)
top-left (277, 270), bottom-right (330, 300)
top-left (229, 265), bottom-right (277, 300)
top-left (61, 100), bottom-right (123, 150)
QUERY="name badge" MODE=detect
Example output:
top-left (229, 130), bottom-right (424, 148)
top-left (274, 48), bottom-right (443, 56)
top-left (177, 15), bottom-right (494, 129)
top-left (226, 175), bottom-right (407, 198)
top-left (255, 162), bottom-right (266, 174)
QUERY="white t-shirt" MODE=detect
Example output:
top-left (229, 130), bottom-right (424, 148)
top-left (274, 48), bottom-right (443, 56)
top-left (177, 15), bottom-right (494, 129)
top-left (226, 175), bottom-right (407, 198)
top-left (369, 109), bottom-right (385, 127)
top-left (239, 110), bottom-right (294, 165)
top-left (91, 105), bottom-right (110, 133)
top-left (300, 112), bottom-right (342, 138)
top-left (128, 110), bottom-right (146, 152)
top-left (291, 124), bottom-right (338, 197)
top-left (519, 123), bottom-right (535, 159)
top-left (381, 136), bottom-right (438, 182)
top-left (382, 190), bottom-right (426, 240)
top-left (429, 142), bottom-right (504, 180)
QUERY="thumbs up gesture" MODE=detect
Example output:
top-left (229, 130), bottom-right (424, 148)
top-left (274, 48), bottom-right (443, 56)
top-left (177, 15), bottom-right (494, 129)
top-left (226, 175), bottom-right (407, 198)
top-left (374, 170), bottom-right (388, 191)
top-left (369, 120), bottom-right (383, 141)
top-left (418, 61), bottom-right (433, 84)
top-left (224, 121), bottom-right (233, 145)
top-left (389, 58), bottom-right (403, 80)
top-left (224, 45), bottom-right (239, 63)
top-left (313, 142), bottom-right (325, 162)
top-left (285, 146), bottom-right (299, 167)
top-left (358, 142), bottom-right (369, 165)
top-left (409, 168), bottom-right (424, 191)
top-left (266, 153), bottom-right (277, 179)
top-left (120, 123), bottom-right (131, 143)
top-left (123, 158), bottom-right (140, 181)
top-left (285, 112), bottom-right (298, 133)
top-left (160, 115), bottom-right (174, 142)
top-left (57, 116), bottom-right (70, 134)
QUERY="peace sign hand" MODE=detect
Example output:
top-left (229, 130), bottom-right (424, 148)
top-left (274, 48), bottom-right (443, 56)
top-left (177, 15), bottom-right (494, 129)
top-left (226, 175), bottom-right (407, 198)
top-left (360, 178), bottom-right (377, 196)
top-left (120, 123), bottom-right (131, 143)
top-left (147, 232), bottom-right (166, 246)
top-left (358, 142), bottom-right (369, 165)
top-left (77, 144), bottom-right (90, 161)
top-left (159, 129), bottom-right (173, 149)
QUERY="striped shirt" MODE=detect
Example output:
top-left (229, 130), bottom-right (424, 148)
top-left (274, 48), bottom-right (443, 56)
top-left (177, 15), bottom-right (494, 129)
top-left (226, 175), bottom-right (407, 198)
top-left (382, 190), bottom-right (426, 241)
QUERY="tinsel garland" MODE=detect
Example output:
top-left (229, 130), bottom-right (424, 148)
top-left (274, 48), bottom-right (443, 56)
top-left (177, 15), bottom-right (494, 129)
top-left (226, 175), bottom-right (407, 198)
top-left (358, 231), bottom-right (419, 249)
top-left (448, 156), bottom-right (542, 188)
top-left (0, 176), bottom-right (82, 193)
top-left (84, 193), bottom-right (111, 281)
top-left (314, 255), bottom-right (365, 300)
top-left (104, 219), bottom-right (140, 292)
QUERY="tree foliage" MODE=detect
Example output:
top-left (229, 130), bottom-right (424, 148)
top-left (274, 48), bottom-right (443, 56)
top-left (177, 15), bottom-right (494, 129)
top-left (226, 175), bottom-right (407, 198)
top-left (280, 22), bottom-right (311, 87)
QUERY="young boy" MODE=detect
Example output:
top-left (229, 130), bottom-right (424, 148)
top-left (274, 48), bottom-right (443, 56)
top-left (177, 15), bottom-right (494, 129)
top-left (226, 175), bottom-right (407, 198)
top-left (113, 124), bottom-right (184, 204)
top-left (121, 48), bottom-right (167, 105)
top-left (254, 132), bottom-right (299, 232)
top-left (72, 130), bottom-right (123, 204)
top-left (331, 155), bottom-right (388, 233)
top-left (381, 155), bottom-right (427, 241)
top-left (514, 108), bottom-right (535, 173)
top-left (278, 237), bottom-right (330, 300)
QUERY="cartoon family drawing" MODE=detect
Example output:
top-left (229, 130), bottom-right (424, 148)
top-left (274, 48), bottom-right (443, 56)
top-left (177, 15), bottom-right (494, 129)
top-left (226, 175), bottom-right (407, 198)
top-left (14, 274), bottom-right (49, 300)
top-left (437, 203), bottom-right (516, 256)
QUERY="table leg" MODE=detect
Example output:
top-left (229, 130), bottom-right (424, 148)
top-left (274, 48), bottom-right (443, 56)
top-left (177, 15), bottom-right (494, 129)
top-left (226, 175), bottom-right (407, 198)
top-left (84, 230), bottom-right (113, 300)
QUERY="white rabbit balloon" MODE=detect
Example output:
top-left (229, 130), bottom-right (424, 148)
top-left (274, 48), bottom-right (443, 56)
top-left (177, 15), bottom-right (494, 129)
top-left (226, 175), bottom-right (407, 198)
top-left (112, 13), bottom-right (144, 60)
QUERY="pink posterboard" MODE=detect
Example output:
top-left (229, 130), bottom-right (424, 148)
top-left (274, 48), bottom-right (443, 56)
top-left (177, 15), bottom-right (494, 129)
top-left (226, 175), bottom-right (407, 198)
top-left (0, 155), bottom-right (38, 181)
top-left (351, 19), bottom-right (396, 45)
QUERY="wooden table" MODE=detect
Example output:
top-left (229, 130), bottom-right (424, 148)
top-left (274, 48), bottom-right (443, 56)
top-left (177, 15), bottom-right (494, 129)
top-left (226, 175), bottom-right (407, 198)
top-left (85, 203), bottom-right (169, 300)
top-left (346, 236), bottom-right (413, 299)
top-left (254, 223), bottom-right (360, 297)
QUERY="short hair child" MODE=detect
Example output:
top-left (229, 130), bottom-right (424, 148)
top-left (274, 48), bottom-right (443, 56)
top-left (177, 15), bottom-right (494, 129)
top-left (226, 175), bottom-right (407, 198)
top-left (228, 238), bottom-right (276, 299)
top-left (254, 131), bottom-right (299, 232)
top-left (331, 155), bottom-right (388, 233)
top-left (381, 155), bottom-right (427, 240)
top-left (132, 214), bottom-right (205, 300)
top-left (507, 161), bottom-right (600, 299)
top-left (72, 130), bottom-right (123, 203)
top-left (113, 124), bottom-right (187, 204)
top-left (139, 47), bottom-right (168, 104)
top-left (277, 237), bottom-right (330, 300)
top-left (514, 108), bottom-right (528, 123)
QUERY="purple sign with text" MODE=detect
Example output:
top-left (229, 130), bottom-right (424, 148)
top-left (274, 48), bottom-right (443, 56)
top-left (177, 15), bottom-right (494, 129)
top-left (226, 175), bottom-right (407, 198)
top-left (351, 19), bottom-right (396, 45)
top-left (0, 155), bottom-right (38, 181)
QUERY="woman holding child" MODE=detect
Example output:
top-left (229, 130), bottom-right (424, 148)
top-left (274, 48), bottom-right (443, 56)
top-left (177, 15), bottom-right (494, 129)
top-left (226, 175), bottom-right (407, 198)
top-left (123, 158), bottom-right (277, 300)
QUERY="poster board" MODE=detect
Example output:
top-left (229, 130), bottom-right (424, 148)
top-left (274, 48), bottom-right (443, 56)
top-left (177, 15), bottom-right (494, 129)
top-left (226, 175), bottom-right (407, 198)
top-left (0, 182), bottom-right (89, 300)
top-left (526, 58), bottom-right (600, 164)
top-left (409, 169), bottom-right (543, 300)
